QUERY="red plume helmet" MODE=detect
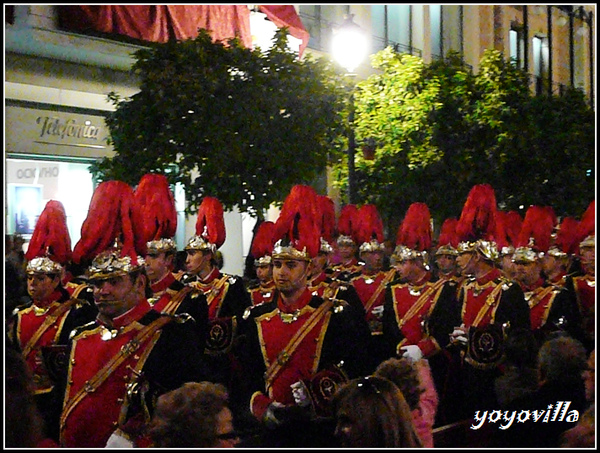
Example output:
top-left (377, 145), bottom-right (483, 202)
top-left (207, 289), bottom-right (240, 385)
top-left (455, 184), bottom-right (499, 261)
top-left (272, 185), bottom-right (320, 261)
top-left (512, 205), bottom-right (555, 263)
top-left (316, 195), bottom-right (336, 254)
top-left (72, 180), bottom-right (141, 279)
top-left (550, 216), bottom-right (580, 257)
top-left (337, 204), bottom-right (359, 246)
top-left (576, 200), bottom-right (595, 251)
top-left (435, 217), bottom-right (458, 256)
top-left (356, 204), bottom-right (385, 253)
top-left (317, 195), bottom-right (336, 244)
top-left (393, 202), bottom-right (432, 262)
top-left (25, 200), bottom-right (72, 274)
top-left (133, 173), bottom-right (177, 256)
top-left (456, 184), bottom-right (498, 243)
top-left (251, 220), bottom-right (276, 265)
top-left (186, 196), bottom-right (226, 252)
top-left (499, 210), bottom-right (523, 251)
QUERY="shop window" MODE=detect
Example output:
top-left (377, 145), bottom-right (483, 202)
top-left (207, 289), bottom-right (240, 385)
top-left (5, 158), bottom-right (95, 248)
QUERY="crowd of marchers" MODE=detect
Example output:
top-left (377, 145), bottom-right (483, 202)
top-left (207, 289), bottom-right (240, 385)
top-left (5, 176), bottom-right (595, 448)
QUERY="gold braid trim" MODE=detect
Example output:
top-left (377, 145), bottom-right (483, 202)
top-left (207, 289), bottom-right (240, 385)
top-left (22, 298), bottom-right (80, 359)
top-left (364, 269), bottom-right (396, 313)
top-left (59, 315), bottom-right (172, 444)
top-left (264, 299), bottom-right (333, 392)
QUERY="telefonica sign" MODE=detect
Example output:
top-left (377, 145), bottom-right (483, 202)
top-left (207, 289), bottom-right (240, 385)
top-left (6, 105), bottom-right (114, 159)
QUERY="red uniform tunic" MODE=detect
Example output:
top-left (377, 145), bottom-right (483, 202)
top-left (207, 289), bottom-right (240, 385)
top-left (351, 270), bottom-right (390, 334)
top-left (248, 280), bottom-right (276, 305)
top-left (14, 290), bottom-right (72, 394)
top-left (11, 285), bottom-right (96, 395)
top-left (59, 299), bottom-right (209, 447)
top-left (238, 288), bottom-right (372, 420)
top-left (254, 290), bottom-right (328, 410)
top-left (384, 273), bottom-right (449, 357)
top-left (187, 267), bottom-right (250, 320)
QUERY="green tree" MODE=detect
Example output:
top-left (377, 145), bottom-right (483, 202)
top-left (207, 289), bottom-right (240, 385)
top-left (91, 29), bottom-right (347, 217)
top-left (345, 47), bottom-right (594, 233)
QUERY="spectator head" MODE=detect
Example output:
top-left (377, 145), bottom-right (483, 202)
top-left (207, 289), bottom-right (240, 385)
top-left (538, 335), bottom-right (587, 384)
top-left (331, 375), bottom-right (422, 448)
top-left (373, 357), bottom-right (424, 411)
top-left (147, 381), bottom-right (238, 448)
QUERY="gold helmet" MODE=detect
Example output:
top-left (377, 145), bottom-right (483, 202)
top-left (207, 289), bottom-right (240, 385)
top-left (512, 205), bottom-right (555, 264)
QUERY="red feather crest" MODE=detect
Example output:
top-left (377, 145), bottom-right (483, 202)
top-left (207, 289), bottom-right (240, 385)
top-left (554, 217), bottom-right (579, 255)
top-left (273, 185), bottom-right (320, 259)
top-left (196, 196), bottom-right (226, 249)
top-left (437, 218), bottom-right (458, 248)
top-left (133, 173), bottom-right (177, 255)
top-left (396, 202), bottom-right (432, 251)
top-left (251, 220), bottom-right (276, 259)
top-left (455, 184), bottom-right (498, 242)
top-left (576, 200), bottom-right (595, 244)
top-left (317, 195), bottom-right (336, 243)
top-left (25, 200), bottom-right (72, 265)
top-left (72, 180), bottom-right (137, 264)
top-left (515, 205), bottom-right (555, 253)
top-left (337, 204), bottom-right (359, 241)
top-left (356, 204), bottom-right (384, 246)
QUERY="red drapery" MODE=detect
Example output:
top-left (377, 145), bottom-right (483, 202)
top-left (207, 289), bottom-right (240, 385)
top-left (57, 5), bottom-right (253, 47)
top-left (258, 5), bottom-right (310, 57)
top-left (57, 5), bottom-right (309, 56)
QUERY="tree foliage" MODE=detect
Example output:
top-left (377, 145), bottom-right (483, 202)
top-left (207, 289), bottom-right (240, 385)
top-left (91, 29), bottom-right (347, 216)
top-left (343, 47), bottom-right (595, 234)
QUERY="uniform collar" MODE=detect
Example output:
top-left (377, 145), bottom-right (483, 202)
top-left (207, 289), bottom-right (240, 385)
top-left (33, 288), bottom-right (65, 308)
top-left (100, 298), bottom-right (152, 330)
top-left (278, 287), bottom-right (312, 314)
top-left (200, 266), bottom-right (220, 284)
top-left (475, 268), bottom-right (501, 285)
top-left (150, 272), bottom-right (176, 294)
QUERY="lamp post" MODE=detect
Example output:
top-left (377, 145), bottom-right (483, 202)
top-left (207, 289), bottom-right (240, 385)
top-left (331, 14), bottom-right (368, 204)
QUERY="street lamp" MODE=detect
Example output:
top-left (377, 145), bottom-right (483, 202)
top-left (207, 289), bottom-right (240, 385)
top-left (331, 14), bottom-right (368, 204)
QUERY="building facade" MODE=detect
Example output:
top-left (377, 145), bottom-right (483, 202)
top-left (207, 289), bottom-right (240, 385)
top-left (5, 5), bottom-right (595, 275)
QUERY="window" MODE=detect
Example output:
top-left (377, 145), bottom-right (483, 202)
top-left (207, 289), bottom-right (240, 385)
top-left (532, 35), bottom-right (550, 95)
top-left (430, 5), bottom-right (442, 59)
top-left (509, 26), bottom-right (525, 69)
top-left (5, 158), bottom-right (95, 246)
top-left (371, 5), bottom-right (412, 53)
